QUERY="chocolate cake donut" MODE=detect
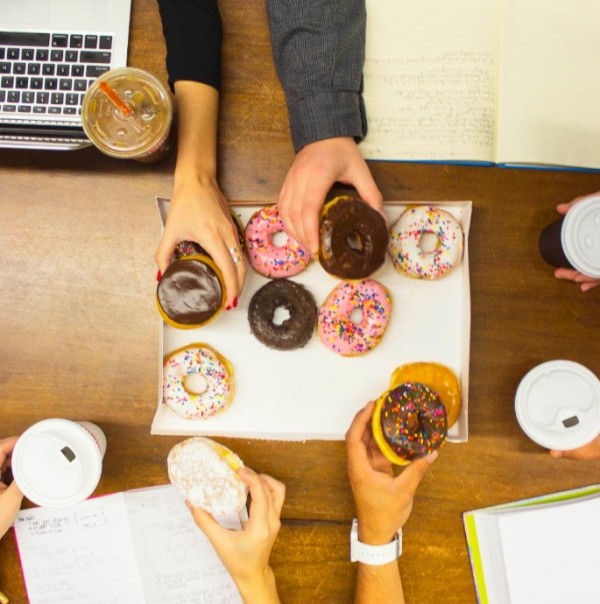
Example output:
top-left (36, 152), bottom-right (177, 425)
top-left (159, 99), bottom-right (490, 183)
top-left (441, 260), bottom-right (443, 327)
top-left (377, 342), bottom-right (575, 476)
top-left (157, 255), bottom-right (225, 328)
top-left (248, 279), bottom-right (317, 350)
top-left (319, 195), bottom-right (388, 279)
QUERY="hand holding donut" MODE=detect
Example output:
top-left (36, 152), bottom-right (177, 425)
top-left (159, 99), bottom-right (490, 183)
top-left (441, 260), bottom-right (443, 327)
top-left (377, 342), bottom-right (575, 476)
top-left (345, 402), bottom-right (437, 545)
top-left (553, 192), bottom-right (600, 292)
top-left (277, 137), bottom-right (383, 256)
top-left (0, 436), bottom-right (23, 540)
top-left (187, 467), bottom-right (285, 604)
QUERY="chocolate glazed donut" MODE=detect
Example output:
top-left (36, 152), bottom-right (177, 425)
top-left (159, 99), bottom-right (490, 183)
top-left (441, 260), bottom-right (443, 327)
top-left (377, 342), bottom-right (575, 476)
top-left (248, 279), bottom-right (317, 350)
top-left (157, 255), bottom-right (225, 328)
top-left (319, 196), bottom-right (389, 279)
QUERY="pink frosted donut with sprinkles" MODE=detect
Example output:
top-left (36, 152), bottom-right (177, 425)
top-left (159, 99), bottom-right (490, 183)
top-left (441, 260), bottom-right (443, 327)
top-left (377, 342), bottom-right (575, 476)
top-left (318, 279), bottom-right (391, 356)
top-left (388, 205), bottom-right (463, 280)
top-left (163, 343), bottom-right (234, 420)
top-left (244, 204), bottom-right (311, 278)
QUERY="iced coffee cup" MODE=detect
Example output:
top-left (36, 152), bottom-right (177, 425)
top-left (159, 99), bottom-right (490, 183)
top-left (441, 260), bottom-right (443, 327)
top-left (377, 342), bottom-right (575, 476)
top-left (538, 194), bottom-right (600, 278)
top-left (515, 360), bottom-right (600, 450)
top-left (81, 67), bottom-right (173, 163)
top-left (12, 419), bottom-right (107, 508)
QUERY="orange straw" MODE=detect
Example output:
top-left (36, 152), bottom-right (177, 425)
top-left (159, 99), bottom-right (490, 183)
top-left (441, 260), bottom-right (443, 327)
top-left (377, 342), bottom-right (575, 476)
top-left (99, 81), bottom-right (133, 118)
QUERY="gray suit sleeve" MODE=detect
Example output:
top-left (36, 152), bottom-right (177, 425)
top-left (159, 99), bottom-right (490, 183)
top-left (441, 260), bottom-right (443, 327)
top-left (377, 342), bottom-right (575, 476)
top-left (267, 0), bottom-right (368, 152)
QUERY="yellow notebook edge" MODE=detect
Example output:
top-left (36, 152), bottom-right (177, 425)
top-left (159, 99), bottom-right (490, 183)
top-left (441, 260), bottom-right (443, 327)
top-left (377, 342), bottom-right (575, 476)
top-left (462, 483), bottom-right (600, 604)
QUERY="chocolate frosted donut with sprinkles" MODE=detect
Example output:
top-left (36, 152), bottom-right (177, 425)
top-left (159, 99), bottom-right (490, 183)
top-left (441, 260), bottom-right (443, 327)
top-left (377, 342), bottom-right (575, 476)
top-left (245, 204), bottom-right (311, 278)
top-left (388, 205), bottom-right (463, 279)
top-left (317, 278), bottom-right (391, 356)
top-left (372, 382), bottom-right (448, 465)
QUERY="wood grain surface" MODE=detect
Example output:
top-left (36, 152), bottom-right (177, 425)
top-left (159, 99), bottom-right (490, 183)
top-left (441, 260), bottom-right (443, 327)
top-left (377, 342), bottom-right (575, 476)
top-left (1, 1), bottom-right (600, 602)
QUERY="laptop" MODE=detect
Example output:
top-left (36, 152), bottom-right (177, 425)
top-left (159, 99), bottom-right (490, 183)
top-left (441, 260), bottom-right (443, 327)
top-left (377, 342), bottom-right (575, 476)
top-left (0, 0), bottom-right (132, 150)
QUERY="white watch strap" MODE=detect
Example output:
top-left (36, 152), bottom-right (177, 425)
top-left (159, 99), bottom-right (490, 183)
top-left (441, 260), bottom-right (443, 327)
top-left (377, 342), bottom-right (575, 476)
top-left (350, 518), bottom-right (402, 565)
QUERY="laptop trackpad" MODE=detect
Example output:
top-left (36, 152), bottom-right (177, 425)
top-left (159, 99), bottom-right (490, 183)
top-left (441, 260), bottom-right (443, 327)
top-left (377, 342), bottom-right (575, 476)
top-left (2, 0), bottom-right (108, 28)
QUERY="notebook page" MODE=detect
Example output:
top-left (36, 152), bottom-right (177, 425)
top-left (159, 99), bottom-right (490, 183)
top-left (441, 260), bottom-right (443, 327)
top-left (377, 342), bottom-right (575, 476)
top-left (13, 494), bottom-right (145, 604)
top-left (124, 484), bottom-right (242, 604)
top-left (497, 0), bottom-right (600, 168)
top-left (361, 0), bottom-right (498, 162)
top-left (496, 496), bottom-right (600, 603)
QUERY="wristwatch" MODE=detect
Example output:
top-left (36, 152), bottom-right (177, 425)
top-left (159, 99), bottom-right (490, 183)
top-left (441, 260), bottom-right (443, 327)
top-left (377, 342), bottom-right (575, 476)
top-left (350, 518), bottom-right (402, 565)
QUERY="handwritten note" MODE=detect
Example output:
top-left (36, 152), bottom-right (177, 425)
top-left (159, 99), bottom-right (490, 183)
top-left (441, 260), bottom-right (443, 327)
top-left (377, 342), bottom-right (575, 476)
top-left (14, 485), bottom-right (242, 604)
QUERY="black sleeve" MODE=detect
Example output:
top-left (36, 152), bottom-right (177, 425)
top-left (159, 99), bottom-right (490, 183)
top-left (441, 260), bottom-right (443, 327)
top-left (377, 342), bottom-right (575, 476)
top-left (157, 0), bottom-right (223, 91)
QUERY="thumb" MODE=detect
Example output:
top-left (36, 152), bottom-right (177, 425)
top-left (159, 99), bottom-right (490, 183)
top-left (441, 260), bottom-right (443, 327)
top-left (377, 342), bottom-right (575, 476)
top-left (350, 167), bottom-right (383, 215)
top-left (395, 451), bottom-right (437, 495)
top-left (0, 481), bottom-right (24, 538)
top-left (155, 234), bottom-right (177, 275)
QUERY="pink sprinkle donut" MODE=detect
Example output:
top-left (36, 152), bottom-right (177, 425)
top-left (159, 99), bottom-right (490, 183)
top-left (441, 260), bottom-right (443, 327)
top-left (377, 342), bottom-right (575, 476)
top-left (317, 279), bottom-right (392, 356)
top-left (244, 204), bottom-right (311, 278)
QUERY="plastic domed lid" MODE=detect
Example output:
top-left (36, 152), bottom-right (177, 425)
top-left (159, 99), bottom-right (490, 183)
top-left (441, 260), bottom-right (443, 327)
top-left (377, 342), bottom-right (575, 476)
top-left (561, 195), bottom-right (600, 278)
top-left (515, 360), bottom-right (600, 450)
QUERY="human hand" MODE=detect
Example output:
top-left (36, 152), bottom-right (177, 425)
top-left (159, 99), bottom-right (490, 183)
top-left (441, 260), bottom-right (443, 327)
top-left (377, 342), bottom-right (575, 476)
top-left (155, 178), bottom-right (247, 308)
top-left (345, 402), bottom-right (437, 545)
top-left (0, 436), bottom-right (23, 539)
top-left (277, 137), bottom-right (383, 256)
top-left (550, 433), bottom-right (600, 460)
top-left (187, 467), bottom-right (285, 603)
top-left (553, 192), bottom-right (600, 292)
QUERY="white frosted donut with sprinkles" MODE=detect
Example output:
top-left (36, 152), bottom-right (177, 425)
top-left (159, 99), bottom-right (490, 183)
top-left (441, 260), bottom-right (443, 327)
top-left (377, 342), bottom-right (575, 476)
top-left (318, 279), bottom-right (391, 356)
top-left (163, 343), bottom-right (234, 420)
top-left (244, 204), bottom-right (311, 278)
top-left (388, 205), bottom-right (463, 280)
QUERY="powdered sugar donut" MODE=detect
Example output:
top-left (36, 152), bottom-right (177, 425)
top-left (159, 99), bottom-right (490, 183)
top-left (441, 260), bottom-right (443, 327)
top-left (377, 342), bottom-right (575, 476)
top-left (168, 436), bottom-right (248, 516)
top-left (245, 204), bottom-right (311, 278)
top-left (388, 206), bottom-right (463, 279)
top-left (317, 279), bottom-right (391, 356)
top-left (163, 343), bottom-right (234, 420)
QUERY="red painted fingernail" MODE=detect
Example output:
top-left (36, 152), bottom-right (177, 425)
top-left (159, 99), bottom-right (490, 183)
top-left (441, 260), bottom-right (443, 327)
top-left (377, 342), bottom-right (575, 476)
top-left (156, 270), bottom-right (162, 281)
top-left (225, 305), bottom-right (232, 311)
top-left (233, 297), bottom-right (238, 308)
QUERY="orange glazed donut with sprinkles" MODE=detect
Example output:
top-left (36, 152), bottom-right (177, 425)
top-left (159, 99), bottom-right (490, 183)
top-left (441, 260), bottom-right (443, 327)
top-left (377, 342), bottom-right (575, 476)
top-left (388, 205), bottom-right (463, 279)
top-left (372, 382), bottom-right (448, 465)
top-left (244, 204), bottom-right (311, 278)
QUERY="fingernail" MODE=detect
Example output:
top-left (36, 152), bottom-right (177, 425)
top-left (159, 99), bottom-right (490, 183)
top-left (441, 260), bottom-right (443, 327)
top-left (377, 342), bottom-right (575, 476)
top-left (425, 450), bottom-right (439, 463)
top-left (156, 270), bottom-right (162, 282)
top-left (225, 305), bottom-right (232, 311)
top-left (233, 297), bottom-right (238, 308)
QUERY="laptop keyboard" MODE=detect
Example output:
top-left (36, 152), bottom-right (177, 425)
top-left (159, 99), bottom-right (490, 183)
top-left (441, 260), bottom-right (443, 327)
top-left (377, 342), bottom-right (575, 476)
top-left (0, 31), bottom-right (113, 118)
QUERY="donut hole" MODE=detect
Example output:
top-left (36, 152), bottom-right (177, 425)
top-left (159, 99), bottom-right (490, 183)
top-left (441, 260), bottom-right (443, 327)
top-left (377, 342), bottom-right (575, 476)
top-left (346, 230), bottom-right (365, 255)
top-left (419, 232), bottom-right (439, 254)
top-left (272, 305), bottom-right (291, 326)
top-left (184, 372), bottom-right (209, 395)
top-left (271, 230), bottom-right (289, 248)
top-left (349, 307), bottom-right (363, 324)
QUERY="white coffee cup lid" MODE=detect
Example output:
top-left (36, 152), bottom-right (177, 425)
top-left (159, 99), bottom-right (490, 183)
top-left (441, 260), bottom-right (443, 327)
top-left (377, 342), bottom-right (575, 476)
top-left (515, 360), bottom-right (600, 450)
top-left (12, 419), bottom-right (103, 508)
top-left (561, 195), bottom-right (600, 278)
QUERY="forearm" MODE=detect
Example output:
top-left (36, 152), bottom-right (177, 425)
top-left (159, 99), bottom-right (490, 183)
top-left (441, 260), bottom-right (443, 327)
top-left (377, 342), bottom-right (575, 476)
top-left (172, 81), bottom-right (219, 188)
top-left (235, 566), bottom-right (281, 604)
top-left (355, 562), bottom-right (404, 604)
top-left (266, 0), bottom-right (368, 150)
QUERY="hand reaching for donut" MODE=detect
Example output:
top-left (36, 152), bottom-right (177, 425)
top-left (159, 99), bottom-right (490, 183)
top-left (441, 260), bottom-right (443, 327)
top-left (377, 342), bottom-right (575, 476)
top-left (277, 137), bottom-right (384, 256)
top-left (155, 81), bottom-right (246, 310)
top-left (187, 467), bottom-right (285, 604)
top-left (553, 191), bottom-right (600, 292)
top-left (0, 436), bottom-right (23, 539)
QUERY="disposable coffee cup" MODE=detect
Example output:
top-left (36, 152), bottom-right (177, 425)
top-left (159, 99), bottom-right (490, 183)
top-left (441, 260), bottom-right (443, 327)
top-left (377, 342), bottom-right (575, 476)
top-left (515, 360), bottom-right (600, 450)
top-left (538, 195), bottom-right (600, 278)
top-left (12, 419), bottom-right (106, 508)
top-left (81, 67), bottom-right (173, 163)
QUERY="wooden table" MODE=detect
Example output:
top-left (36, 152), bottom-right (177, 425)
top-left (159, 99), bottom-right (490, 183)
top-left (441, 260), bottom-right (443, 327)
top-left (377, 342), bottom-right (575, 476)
top-left (1, 1), bottom-right (600, 602)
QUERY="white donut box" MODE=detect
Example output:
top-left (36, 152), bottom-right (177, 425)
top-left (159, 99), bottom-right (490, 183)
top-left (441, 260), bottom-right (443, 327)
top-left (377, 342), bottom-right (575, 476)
top-left (152, 199), bottom-right (472, 443)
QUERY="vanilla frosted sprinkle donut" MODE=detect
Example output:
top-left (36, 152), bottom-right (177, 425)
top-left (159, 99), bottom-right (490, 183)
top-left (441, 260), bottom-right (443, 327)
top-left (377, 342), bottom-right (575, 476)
top-left (388, 206), bottom-right (463, 279)
top-left (163, 343), bottom-right (234, 420)
top-left (318, 279), bottom-right (391, 356)
top-left (245, 204), bottom-right (311, 278)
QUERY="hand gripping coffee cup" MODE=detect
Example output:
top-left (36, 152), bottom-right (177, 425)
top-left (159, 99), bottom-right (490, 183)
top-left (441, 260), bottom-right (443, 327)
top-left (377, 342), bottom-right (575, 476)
top-left (81, 67), bottom-right (173, 163)
top-left (11, 419), bottom-right (107, 508)
top-left (539, 194), bottom-right (600, 279)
